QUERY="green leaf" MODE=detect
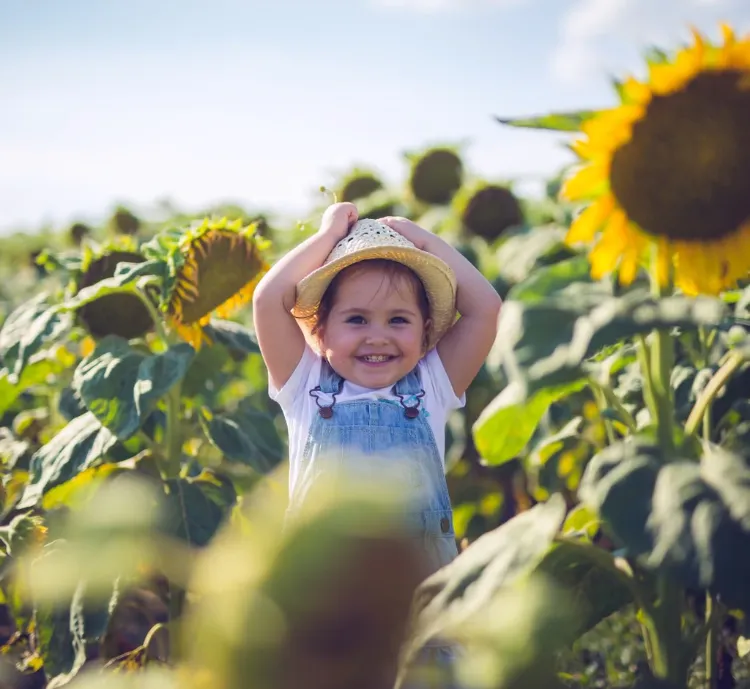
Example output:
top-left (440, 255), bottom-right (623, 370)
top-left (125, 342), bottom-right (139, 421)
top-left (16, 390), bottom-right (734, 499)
top-left (203, 319), bottom-right (261, 355)
top-left (405, 494), bottom-right (567, 657)
top-left (73, 336), bottom-right (194, 439)
top-left (161, 473), bottom-right (236, 546)
top-left (496, 288), bottom-right (726, 398)
top-left (18, 412), bottom-right (117, 509)
top-left (112, 258), bottom-right (167, 284)
top-left (0, 355), bottom-right (65, 416)
top-left (473, 379), bottom-right (588, 465)
top-left (580, 439), bottom-right (750, 614)
top-left (37, 578), bottom-right (117, 688)
top-left (506, 255), bottom-right (593, 304)
top-left (495, 226), bottom-right (570, 284)
top-left (494, 110), bottom-right (600, 133)
top-left (200, 405), bottom-right (284, 473)
top-left (0, 295), bottom-right (73, 380)
top-left (533, 540), bottom-right (634, 643)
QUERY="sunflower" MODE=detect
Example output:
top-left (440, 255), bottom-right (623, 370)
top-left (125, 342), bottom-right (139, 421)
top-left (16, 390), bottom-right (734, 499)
top-left (452, 180), bottom-right (524, 242)
top-left (156, 218), bottom-right (270, 349)
top-left (77, 250), bottom-right (155, 340)
top-left (407, 146), bottom-right (464, 205)
top-left (562, 25), bottom-right (750, 295)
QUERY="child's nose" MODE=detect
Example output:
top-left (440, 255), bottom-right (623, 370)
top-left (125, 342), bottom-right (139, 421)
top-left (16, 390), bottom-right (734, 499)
top-left (364, 327), bottom-right (389, 344)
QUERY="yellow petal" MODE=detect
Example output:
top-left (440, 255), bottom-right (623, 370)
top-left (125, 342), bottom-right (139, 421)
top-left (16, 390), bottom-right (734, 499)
top-left (561, 160), bottom-right (609, 202)
top-left (654, 239), bottom-right (672, 288)
top-left (589, 211), bottom-right (629, 280)
top-left (622, 77), bottom-right (652, 105)
top-left (566, 194), bottom-right (616, 244)
top-left (618, 228), bottom-right (647, 285)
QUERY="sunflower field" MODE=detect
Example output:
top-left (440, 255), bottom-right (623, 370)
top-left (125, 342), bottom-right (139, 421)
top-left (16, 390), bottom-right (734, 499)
top-left (2, 24), bottom-right (750, 689)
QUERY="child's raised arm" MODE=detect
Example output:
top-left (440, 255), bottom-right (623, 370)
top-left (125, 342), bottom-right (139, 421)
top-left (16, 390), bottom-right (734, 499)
top-left (253, 203), bottom-right (358, 391)
top-left (379, 216), bottom-right (502, 398)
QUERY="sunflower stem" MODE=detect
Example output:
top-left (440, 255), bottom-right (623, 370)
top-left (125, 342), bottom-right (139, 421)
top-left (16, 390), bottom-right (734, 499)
top-left (133, 286), bottom-right (169, 345)
top-left (589, 379), bottom-right (638, 433)
top-left (647, 256), bottom-right (676, 454)
top-left (685, 349), bottom-right (746, 437)
top-left (705, 592), bottom-right (719, 689)
top-left (164, 384), bottom-right (183, 479)
top-left (636, 335), bottom-right (658, 426)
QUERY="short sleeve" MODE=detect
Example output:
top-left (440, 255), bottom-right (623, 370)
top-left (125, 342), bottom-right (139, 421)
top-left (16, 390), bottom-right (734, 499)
top-left (420, 348), bottom-right (465, 413)
top-left (268, 346), bottom-right (320, 411)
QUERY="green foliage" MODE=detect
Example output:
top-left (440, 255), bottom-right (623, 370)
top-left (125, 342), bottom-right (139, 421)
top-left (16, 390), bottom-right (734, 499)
top-left (495, 288), bottom-right (726, 396)
top-left (73, 336), bottom-right (194, 439)
top-left (494, 109), bottom-right (600, 132)
top-left (580, 438), bottom-right (750, 614)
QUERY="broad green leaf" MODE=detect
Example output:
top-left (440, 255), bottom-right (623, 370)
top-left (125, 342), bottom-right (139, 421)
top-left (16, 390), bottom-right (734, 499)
top-left (73, 336), bottom-right (194, 439)
top-left (112, 258), bottom-right (167, 284)
top-left (42, 463), bottom-right (124, 510)
top-left (0, 355), bottom-right (66, 416)
top-left (473, 379), bottom-right (588, 465)
top-left (495, 225), bottom-right (569, 284)
top-left (0, 428), bottom-right (31, 472)
top-left (496, 288), bottom-right (726, 398)
top-left (203, 319), bottom-right (261, 355)
top-left (161, 473), bottom-right (236, 546)
top-left (494, 110), bottom-right (600, 132)
top-left (506, 255), bottom-right (592, 304)
top-left (37, 579), bottom-right (116, 688)
top-left (0, 294), bottom-right (72, 380)
top-left (405, 494), bottom-right (567, 659)
top-left (443, 575), bottom-right (576, 689)
top-left (533, 540), bottom-right (633, 643)
top-left (580, 439), bottom-right (750, 614)
top-left (200, 405), bottom-right (284, 473)
top-left (19, 412), bottom-right (117, 509)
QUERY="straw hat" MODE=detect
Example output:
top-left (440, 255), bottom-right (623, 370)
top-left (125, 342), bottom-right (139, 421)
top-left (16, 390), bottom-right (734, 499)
top-left (292, 219), bottom-right (457, 350)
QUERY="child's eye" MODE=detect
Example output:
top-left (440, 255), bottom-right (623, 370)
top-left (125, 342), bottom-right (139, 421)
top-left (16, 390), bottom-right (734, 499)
top-left (390, 316), bottom-right (409, 324)
top-left (346, 315), bottom-right (366, 324)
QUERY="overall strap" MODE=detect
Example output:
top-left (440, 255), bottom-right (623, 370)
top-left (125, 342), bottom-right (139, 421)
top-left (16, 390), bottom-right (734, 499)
top-left (394, 367), bottom-right (422, 396)
top-left (319, 359), bottom-right (343, 394)
top-left (393, 367), bottom-right (425, 419)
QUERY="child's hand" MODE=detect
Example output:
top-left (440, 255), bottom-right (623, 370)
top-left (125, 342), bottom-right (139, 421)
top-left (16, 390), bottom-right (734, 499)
top-left (378, 216), bottom-right (433, 251)
top-left (319, 203), bottom-right (358, 241)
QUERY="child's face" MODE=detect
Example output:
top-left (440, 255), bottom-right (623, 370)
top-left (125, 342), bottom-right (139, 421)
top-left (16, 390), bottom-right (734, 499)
top-left (319, 266), bottom-right (430, 388)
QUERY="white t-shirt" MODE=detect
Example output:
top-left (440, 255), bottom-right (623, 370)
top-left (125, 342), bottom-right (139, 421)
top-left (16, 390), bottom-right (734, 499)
top-left (269, 346), bottom-right (465, 499)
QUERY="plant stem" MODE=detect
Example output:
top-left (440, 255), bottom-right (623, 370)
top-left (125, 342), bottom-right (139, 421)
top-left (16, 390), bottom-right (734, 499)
top-left (590, 379), bottom-right (638, 432)
top-left (134, 287), bottom-right (169, 345)
top-left (685, 349), bottom-right (746, 437)
top-left (705, 592), bottom-right (718, 689)
top-left (164, 383), bottom-right (183, 479)
top-left (651, 328), bottom-right (676, 454)
top-left (637, 335), bottom-right (658, 425)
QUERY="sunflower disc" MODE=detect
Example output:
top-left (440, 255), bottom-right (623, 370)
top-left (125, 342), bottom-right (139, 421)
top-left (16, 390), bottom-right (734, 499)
top-left (77, 251), bottom-right (155, 340)
top-left (409, 148), bottom-right (463, 205)
top-left (460, 185), bottom-right (524, 241)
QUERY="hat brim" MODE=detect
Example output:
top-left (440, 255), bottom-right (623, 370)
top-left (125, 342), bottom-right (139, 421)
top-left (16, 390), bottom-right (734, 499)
top-left (292, 246), bottom-right (457, 351)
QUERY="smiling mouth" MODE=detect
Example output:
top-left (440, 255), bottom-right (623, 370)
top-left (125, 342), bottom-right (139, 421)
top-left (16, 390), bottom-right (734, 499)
top-left (357, 354), bottom-right (397, 363)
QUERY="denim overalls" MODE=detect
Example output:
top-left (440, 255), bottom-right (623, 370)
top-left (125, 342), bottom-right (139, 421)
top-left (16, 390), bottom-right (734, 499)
top-left (289, 360), bottom-right (462, 688)
top-left (291, 360), bottom-right (459, 574)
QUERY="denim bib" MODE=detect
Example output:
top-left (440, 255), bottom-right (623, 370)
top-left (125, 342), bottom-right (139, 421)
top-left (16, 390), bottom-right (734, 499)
top-left (291, 361), bottom-right (459, 575)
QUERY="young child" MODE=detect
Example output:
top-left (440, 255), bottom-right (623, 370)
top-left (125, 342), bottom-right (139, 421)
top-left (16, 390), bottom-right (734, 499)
top-left (252, 202), bottom-right (501, 683)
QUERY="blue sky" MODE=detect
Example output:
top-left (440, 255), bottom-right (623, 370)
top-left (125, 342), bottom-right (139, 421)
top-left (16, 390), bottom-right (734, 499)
top-left (2, 0), bottom-right (749, 233)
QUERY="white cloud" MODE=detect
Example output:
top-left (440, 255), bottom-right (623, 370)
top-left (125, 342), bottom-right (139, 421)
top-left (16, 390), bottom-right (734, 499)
top-left (552, 0), bottom-right (750, 85)
top-left (371, 0), bottom-right (526, 13)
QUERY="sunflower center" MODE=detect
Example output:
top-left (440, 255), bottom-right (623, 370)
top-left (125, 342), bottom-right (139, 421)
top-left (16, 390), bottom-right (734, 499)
top-left (178, 231), bottom-right (264, 324)
top-left (610, 69), bottom-right (750, 242)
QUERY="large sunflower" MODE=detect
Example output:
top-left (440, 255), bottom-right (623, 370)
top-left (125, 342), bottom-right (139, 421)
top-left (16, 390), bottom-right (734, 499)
top-left (562, 25), bottom-right (750, 295)
top-left (145, 218), bottom-right (269, 349)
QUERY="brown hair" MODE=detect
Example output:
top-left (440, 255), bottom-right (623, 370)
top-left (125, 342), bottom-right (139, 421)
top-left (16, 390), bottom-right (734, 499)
top-left (307, 259), bottom-right (431, 344)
